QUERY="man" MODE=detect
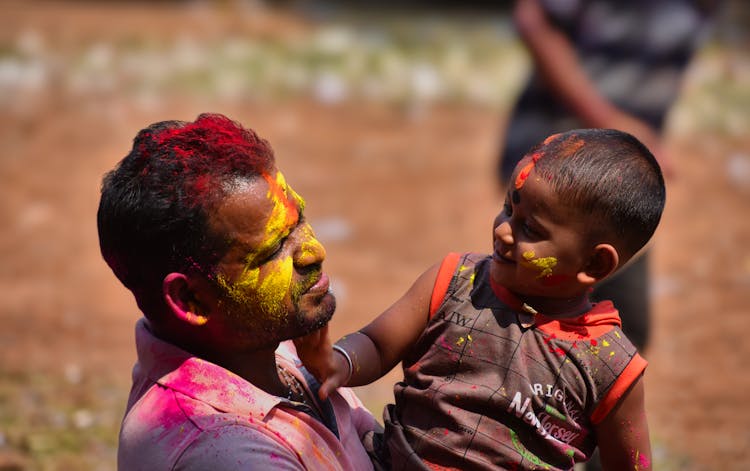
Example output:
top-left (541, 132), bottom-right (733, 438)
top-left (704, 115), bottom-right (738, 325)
top-left (98, 113), bottom-right (380, 470)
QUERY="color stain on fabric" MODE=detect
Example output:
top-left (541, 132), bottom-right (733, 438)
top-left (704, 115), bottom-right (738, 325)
top-left (544, 404), bottom-right (567, 421)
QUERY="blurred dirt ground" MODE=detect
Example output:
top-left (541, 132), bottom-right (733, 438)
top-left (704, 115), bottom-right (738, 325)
top-left (0, 1), bottom-right (748, 470)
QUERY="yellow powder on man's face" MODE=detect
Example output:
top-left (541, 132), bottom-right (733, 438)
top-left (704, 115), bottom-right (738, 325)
top-left (218, 254), bottom-right (294, 322)
top-left (263, 171), bottom-right (299, 242)
top-left (522, 250), bottom-right (558, 278)
top-left (216, 171), bottom-right (304, 322)
top-left (297, 224), bottom-right (326, 265)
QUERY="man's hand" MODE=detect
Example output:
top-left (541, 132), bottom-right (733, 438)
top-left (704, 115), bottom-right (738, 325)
top-left (294, 325), bottom-right (350, 401)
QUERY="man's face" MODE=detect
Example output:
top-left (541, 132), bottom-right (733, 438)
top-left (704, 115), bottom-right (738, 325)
top-left (204, 169), bottom-right (334, 348)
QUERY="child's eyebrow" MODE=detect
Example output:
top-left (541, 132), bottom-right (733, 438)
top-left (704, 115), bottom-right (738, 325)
top-left (512, 189), bottom-right (521, 204)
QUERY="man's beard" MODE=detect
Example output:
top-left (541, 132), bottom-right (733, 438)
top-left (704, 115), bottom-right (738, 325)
top-left (293, 291), bottom-right (336, 336)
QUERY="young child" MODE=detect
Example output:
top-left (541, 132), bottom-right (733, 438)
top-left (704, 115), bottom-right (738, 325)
top-left (296, 128), bottom-right (664, 470)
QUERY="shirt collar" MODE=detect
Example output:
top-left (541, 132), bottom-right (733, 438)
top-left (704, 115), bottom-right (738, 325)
top-left (470, 261), bottom-right (622, 338)
top-left (134, 318), bottom-right (284, 419)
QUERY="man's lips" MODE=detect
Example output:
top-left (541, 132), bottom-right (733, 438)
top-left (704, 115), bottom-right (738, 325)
top-left (306, 273), bottom-right (330, 294)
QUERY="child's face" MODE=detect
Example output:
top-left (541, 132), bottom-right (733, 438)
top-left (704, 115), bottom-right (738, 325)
top-left (491, 164), bottom-right (593, 299)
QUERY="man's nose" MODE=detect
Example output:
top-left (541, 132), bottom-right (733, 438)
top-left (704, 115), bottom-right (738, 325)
top-left (294, 223), bottom-right (326, 266)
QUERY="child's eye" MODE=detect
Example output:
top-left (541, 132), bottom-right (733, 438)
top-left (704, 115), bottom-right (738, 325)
top-left (522, 223), bottom-right (538, 238)
top-left (503, 201), bottom-right (513, 216)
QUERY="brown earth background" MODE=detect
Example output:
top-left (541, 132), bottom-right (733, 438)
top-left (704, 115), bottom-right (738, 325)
top-left (0, 1), bottom-right (748, 470)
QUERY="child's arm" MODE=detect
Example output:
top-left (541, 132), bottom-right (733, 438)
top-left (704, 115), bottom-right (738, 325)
top-left (594, 374), bottom-right (652, 471)
top-left (295, 262), bottom-right (440, 400)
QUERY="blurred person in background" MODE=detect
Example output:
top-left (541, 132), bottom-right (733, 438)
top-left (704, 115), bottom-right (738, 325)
top-left (497, 1), bottom-right (719, 468)
top-left (97, 113), bottom-right (381, 470)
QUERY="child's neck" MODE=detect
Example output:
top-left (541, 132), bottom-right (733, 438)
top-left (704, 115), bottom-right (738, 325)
top-left (489, 278), bottom-right (593, 319)
top-left (517, 292), bottom-right (593, 319)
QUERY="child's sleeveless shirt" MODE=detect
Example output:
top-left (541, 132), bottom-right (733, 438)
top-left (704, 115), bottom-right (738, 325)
top-left (383, 253), bottom-right (647, 470)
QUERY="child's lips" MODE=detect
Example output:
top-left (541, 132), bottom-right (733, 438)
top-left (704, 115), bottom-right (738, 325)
top-left (493, 250), bottom-right (515, 265)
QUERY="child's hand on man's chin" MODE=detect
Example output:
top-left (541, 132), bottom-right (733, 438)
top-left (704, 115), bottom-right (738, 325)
top-left (294, 324), bottom-right (333, 381)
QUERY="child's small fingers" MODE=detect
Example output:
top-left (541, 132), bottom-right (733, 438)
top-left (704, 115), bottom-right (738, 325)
top-left (318, 383), bottom-right (331, 401)
top-left (319, 377), bottom-right (343, 401)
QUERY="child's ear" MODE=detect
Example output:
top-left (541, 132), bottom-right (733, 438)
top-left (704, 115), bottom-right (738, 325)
top-left (163, 273), bottom-right (209, 326)
top-left (577, 244), bottom-right (619, 286)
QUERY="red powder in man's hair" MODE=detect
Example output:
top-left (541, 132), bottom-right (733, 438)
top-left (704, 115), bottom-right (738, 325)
top-left (143, 114), bottom-right (275, 202)
top-left (153, 114), bottom-right (272, 167)
top-left (193, 174), bottom-right (212, 195)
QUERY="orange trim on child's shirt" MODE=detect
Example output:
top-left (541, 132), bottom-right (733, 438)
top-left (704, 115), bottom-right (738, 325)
top-left (534, 302), bottom-right (621, 340)
top-left (489, 275), bottom-right (622, 339)
top-left (590, 354), bottom-right (648, 424)
top-left (429, 252), bottom-right (462, 319)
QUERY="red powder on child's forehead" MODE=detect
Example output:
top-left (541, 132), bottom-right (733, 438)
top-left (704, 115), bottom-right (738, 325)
top-left (514, 151), bottom-right (543, 189)
top-left (514, 134), bottom-right (585, 189)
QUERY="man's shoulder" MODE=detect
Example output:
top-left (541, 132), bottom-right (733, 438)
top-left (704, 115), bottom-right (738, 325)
top-left (119, 386), bottom-right (286, 469)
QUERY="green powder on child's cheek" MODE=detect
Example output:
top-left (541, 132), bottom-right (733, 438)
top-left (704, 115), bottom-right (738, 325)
top-left (522, 250), bottom-right (558, 278)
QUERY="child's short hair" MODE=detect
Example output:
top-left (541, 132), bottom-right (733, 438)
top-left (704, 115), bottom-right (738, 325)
top-left (526, 129), bottom-right (665, 260)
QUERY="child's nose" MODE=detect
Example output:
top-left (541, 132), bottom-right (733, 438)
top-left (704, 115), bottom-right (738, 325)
top-left (495, 220), bottom-right (514, 246)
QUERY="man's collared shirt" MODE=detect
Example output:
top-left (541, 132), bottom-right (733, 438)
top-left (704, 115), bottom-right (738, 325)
top-left (118, 318), bottom-right (378, 470)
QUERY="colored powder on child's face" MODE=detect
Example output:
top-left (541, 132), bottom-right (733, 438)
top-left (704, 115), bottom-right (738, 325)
top-left (217, 170), bottom-right (304, 322)
top-left (514, 151), bottom-right (543, 190)
top-left (514, 134), bottom-right (585, 190)
top-left (540, 274), bottom-right (570, 286)
top-left (559, 136), bottom-right (585, 158)
top-left (522, 250), bottom-right (557, 278)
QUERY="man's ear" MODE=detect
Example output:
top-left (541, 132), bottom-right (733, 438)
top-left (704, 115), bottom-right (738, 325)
top-left (163, 273), bottom-right (209, 326)
top-left (577, 244), bottom-right (619, 286)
